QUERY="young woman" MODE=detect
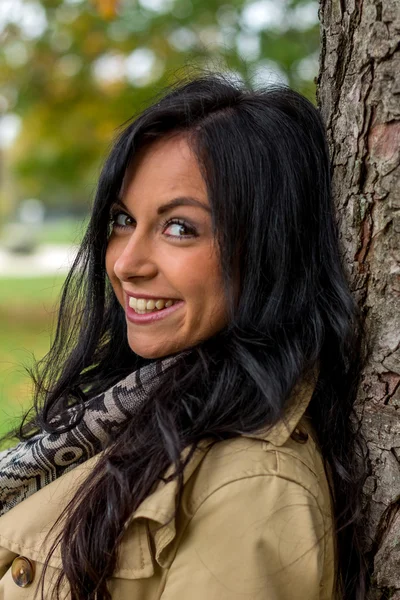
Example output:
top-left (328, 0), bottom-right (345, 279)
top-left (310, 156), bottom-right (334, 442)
top-left (0, 75), bottom-right (367, 600)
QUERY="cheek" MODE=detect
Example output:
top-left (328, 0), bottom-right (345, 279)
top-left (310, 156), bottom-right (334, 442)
top-left (173, 248), bottom-right (225, 312)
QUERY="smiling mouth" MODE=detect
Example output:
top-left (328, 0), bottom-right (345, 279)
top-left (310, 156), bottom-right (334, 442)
top-left (128, 296), bottom-right (179, 314)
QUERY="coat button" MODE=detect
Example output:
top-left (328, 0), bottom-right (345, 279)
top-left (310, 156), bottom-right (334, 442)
top-left (11, 556), bottom-right (35, 587)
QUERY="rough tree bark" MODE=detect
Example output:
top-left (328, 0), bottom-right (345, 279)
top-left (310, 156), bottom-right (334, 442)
top-left (317, 1), bottom-right (400, 597)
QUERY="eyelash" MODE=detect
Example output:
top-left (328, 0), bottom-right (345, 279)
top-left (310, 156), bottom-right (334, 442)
top-left (109, 210), bottom-right (198, 240)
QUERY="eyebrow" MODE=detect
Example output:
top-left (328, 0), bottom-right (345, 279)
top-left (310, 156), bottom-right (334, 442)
top-left (112, 196), bottom-right (210, 215)
top-left (157, 197), bottom-right (211, 215)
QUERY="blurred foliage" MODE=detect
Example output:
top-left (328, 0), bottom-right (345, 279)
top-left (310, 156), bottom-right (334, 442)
top-left (0, 0), bottom-right (320, 211)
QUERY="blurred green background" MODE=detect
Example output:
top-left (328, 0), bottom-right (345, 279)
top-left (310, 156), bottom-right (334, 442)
top-left (0, 0), bottom-right (320, 439)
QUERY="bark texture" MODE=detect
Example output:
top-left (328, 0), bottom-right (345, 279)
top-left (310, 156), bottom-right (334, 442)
top-left (317, 1), bottom-right (400, 597)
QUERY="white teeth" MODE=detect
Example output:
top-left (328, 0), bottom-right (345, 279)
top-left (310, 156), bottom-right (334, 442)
top-left (128, 296), bottom-right (177, 314)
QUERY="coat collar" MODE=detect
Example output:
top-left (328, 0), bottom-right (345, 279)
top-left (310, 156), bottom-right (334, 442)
top-left (241, 365), bottom-right (318, 445)
top-left (0, 367), bottom-right (318, 580)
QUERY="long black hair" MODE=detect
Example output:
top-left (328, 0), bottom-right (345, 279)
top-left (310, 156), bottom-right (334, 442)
top-left (7, 74), bottom-right (368, 599)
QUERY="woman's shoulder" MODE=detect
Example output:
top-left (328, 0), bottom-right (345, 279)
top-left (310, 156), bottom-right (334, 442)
top-left (157, 424), bottom-right (336, 600)
top-left (184, 416), bottom-right (330, 518)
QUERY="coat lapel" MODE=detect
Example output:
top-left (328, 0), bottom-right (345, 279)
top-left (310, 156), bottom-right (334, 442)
top-left (0, 442), bottom-right (213, 579)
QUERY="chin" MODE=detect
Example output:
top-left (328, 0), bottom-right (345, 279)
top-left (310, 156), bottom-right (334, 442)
top-left (128, 338), bottom-right (183, 360)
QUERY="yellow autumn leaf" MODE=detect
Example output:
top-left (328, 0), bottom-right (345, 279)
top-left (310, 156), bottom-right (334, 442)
top-left (91, 0), bottom-right (119, 20)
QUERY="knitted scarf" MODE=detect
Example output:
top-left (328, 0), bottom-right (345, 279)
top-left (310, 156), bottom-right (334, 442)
top-left (0, 354), bottom-right (179, 517)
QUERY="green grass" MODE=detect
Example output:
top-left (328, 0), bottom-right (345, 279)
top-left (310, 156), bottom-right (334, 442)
top-left (0, 276), bottom-right (65, 307)
top-left (0, 217), bottom-right (86, 445)
top-left (0, 319), bottom-right (52, 437)
top-left (0, 276), bottom-right (65, 440)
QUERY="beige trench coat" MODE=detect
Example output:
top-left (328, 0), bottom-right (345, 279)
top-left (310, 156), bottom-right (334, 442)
top-left (0, 374), bottom-right (335, 600)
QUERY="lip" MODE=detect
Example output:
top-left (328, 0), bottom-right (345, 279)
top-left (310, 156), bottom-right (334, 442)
top-left (124, 294), bottom-right (184, 325)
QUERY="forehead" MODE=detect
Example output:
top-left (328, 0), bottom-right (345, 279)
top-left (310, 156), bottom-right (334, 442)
top-left (121, 134), bottom-right (207, 205)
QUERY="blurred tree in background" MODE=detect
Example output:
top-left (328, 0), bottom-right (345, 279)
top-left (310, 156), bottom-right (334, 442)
top-left (0, 0), bottom-right (319, 214)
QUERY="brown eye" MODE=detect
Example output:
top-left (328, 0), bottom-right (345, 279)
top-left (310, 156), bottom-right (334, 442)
top-left (163, 218), bottom-right (197, 239)
top-left (112, 212), bottom-right (134, 228)
top-left (165, 223), bottom-right (188, 236)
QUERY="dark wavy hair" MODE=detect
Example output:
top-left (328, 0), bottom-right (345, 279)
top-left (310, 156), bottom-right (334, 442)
top-left (6, 74), bottom-right (368, 599)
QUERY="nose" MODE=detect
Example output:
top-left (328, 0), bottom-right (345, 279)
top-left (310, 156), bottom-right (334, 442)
top-left (112, 229), bottom-right (158, 282)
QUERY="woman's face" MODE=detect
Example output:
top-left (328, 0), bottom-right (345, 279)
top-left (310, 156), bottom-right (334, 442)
top-left (106, 134), bottom-right (228, 359)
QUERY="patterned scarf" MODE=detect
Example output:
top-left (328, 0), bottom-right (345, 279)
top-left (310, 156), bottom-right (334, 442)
top-left (0, 354), bottom-right (179, 517)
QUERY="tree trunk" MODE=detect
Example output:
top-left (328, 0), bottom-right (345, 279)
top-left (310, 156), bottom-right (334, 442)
top-left (317, 1), bottom-right (400, 597)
